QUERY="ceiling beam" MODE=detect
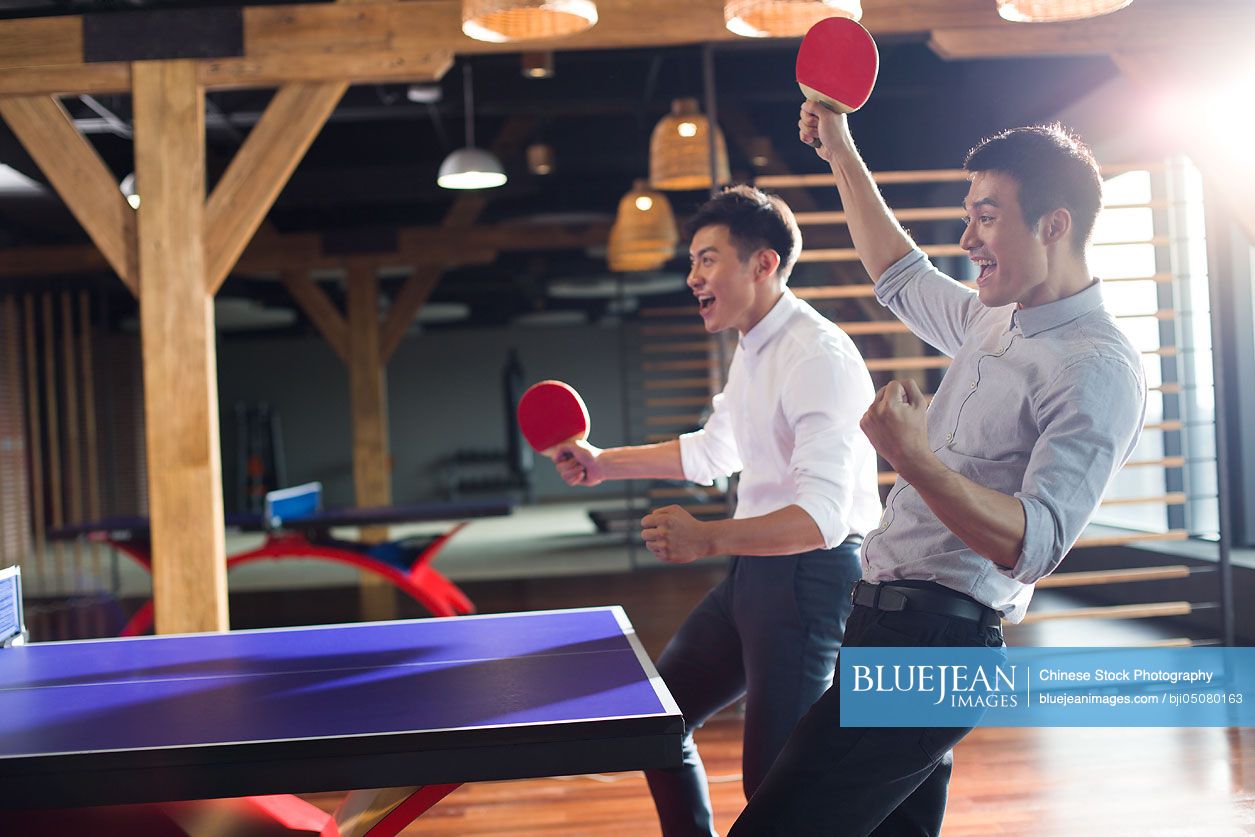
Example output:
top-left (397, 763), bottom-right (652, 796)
top-left (0, 0), bottom-right (1241, 97)
top-left (0, 95), bottom-right (137, 292)
top-left (205, 81), bottom-right (348, 294)
top-left (0, 219), bottom-right (611, 279)
top-left (279, 268), bottom-right (351, 363)
top-left (929, 2), bottom-right (1254, 60)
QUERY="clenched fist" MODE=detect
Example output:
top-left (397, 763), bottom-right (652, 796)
top-left (859, 379), bottom-right (934, 481)
top-left (640, 505), bottom-right (712, 565)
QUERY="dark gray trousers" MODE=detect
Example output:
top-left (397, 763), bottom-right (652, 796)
top-left (645, 541), bottom-right (863, 837)
top-left (728, 599), bottom-right (1006, 836)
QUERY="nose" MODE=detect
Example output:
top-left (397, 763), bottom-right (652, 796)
top-left (687, 266), bottom-right (702, 289)
top-left (959, 220), bottom-right (978, 252)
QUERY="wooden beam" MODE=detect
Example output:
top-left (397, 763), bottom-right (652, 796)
top-left (0, 219), bottom-right (610, 278)
top-left (198, 49), bottom-right (452, 91)
top-left (40, 294), bottom-right (65, 593)
top-left (347, 260), bottom-right (390, 511)
top-left (278, 269), bottom-right (350, 364)
top-left (133, 60), bottom-right (228, 635)
top-left (0, 96), bottom-right (138, 292)
top-left (0, 63), bottom-right (130, 97)
top-left (928, 1), bottom-right (1254, 60)
top-left (21, 296), bottom-right (46, 591)
top-left (378, 268), bottom-right (439, 362)
top-left (0, 50), bottom-right (450, 97)
top-left (0, 0), bottom-right (1246, 97)
top-left (206, 82), bottom-right (349, 293)
top-left (0, 15), bottom-right (80, 69)
top-left (346, 260), bottom-right (395, 619)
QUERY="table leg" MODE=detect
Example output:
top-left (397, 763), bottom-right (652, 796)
top-left (333, 784), bottom-right (462, 837)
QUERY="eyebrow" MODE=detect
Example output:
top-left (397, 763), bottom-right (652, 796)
top-left (689, 246), bottom-right (718, 260)
top-left (963, 198), bottom-right (1000, 211)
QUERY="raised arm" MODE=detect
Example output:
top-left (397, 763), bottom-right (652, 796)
top-left (799, 105), bottom-right (983, 357)
top-left (799, 104), bottom-right (914, 280)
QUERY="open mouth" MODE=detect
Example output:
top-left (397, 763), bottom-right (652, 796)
top-left (973, 258), bottom-right (996, 287)
top-left (697, 294), bottom-right (716, 314)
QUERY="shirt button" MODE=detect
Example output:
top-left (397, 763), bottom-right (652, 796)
top-left (946, 433), bottom-right (954, 442)
top-left (970, 381), bottom-right (978, 390)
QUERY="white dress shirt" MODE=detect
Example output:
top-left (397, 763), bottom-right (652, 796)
top-left (677, 289), bottom-right (882, 549)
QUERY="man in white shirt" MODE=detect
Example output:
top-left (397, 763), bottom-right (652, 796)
top-left (549, 185), bottom-right (882, 836)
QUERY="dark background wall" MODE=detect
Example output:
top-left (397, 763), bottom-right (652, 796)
top-left (217, 321), bottom-right (628, 509)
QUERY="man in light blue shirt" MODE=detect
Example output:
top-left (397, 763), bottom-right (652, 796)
top-left (727, 111), bottom-right (1145, 835)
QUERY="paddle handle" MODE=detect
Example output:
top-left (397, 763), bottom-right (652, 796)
top-left (544, 431), bottom-right (589, 462)
top-left (805, 99), bottom-right (839, 149)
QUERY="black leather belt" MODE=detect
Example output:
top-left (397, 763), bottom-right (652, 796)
top-left (852, 580), bottom-right (1001, 629)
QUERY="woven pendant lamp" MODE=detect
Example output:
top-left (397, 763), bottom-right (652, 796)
top-left (996, 0), bottom-right (1132, 22)
top-left (724, 0), bottom-right (861, 38)
top-left (608, 180), bottom-right (678, 272)
top-left (462, 0), bottom-right (599, 43)
top-left (649, 99), bottom-right (730, 192)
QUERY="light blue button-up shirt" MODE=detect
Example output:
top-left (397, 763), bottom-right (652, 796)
top-left (862, 249), bottom-right (1146, 623)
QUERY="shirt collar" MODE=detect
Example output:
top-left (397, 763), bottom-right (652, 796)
top-left (1011, 278), bottom-right (1105, 337)
top-left (739, 289), bottom-right (797, 355)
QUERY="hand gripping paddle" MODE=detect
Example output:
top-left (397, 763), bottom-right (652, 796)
top-left (517, 380), bottom-right (590, 459)
top-left (796, 17), bottom-right (879, 149)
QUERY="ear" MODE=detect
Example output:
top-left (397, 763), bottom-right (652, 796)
top-left (753, 248), bottom-right (782, 281)
top-left (1039, 208), bottom-right (1072, 247)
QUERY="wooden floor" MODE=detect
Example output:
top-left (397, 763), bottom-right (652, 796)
top-left (292, 566), bottom-right (1255, 836)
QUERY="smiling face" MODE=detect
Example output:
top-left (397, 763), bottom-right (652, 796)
top-left (960, 170), bottom-right (1054, 309)
top-left (687, 224), bottom-right (764, 335)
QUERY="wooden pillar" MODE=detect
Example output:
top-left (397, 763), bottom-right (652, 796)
top-left (133, 60), bottom-right (228, 634)
top-left (346, 260), bottom-right (394, 619)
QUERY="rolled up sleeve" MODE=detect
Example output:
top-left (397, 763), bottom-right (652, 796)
top-left (782, 352), bottom-right (874, 549)
top-left (1004, 357), bottom-right (1145, 584)
top-left (678, 390), bottom-right (743, 486)
top-left (875, 248), bottom-right (985, 358)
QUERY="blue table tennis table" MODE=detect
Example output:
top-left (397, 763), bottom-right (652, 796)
top-left (0, 606), bottom-right (682, 835)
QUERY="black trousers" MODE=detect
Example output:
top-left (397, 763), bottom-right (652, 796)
top-left (729, 595), bottom-right (1005, 837)
top-left (645, 543), bottom-right (863, 837)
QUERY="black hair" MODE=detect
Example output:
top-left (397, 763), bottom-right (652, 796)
top-left (683, 184), bottom-right (803, 284)
top-left (964, 123), bottom-right (1103, 251)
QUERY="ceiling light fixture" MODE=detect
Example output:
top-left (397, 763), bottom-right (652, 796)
top-left (462, 0), bottom-right (599, 43)
top-left (522, 52), bottom-right (556, 78)
top-left (437, 64), bottom-right (507, 190)
top-left (724, 0), bottom-right (861, 38)
top-left (608, 179), bottom-right (678, 272)
top-left (527, 143), bottom-right (555, 175)
top-left (119, 172), bottom-right (140, 209)
top-left (995, 0), bottom-right (1133, 22)
top-left (649, 98), bottom-right (730, 192)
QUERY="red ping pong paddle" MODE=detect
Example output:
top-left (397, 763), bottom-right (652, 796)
top-left (517, 380), bottom-right (590, 459)
top-left (796, 17), bottom-right (879, 149)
